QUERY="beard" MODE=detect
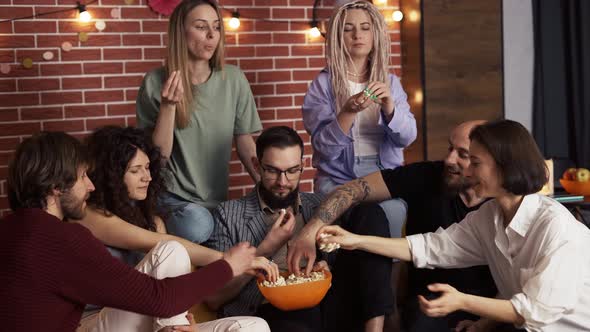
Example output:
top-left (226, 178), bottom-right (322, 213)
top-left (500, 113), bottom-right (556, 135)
top-left (443, 165), bottom-right (475, 196)
top-left (60, 191), bottom-right (88, 220)
top-left (258, 183), bottom-right (300, 210)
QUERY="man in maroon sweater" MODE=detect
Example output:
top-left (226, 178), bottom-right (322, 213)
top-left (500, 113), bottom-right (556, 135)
top-left (0, 132), bottom-right (275, 331)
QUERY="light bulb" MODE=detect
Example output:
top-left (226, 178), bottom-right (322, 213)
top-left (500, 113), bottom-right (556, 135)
top-left (309, 26), bottom-right (321, 38)
top-left (375, 0), bottom-right (387, 5)
top-left (229, 17), bottom-right (240, 29)
top-left (409, 10), bottom-right (420, 22)
top-left (79, 10), bottom-right (91, 22)
top-left (392, 10), bottom-right (403, 22)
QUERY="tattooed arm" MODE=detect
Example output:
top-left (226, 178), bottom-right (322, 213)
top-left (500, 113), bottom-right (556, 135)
top-left (287, 170), bottom-right (392, 275)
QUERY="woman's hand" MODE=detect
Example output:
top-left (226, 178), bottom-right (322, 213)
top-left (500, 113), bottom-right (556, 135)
top-left (161, 70), bottom-right (184, 107)
top-left (316, 225), bottom-right (361, 250)
top-left (248, 256), bottom-right (280, 282)
top-left (418, 283), bottom-right (466, 318)
top-left (366, 81), bottom-right (394, 115)
top-left (159, 313), bottom-right (197, 332)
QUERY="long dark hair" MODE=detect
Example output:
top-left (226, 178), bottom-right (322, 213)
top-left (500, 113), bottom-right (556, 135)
top-left (8, 131), bottom-right (87, 211)
top-left (85, 126), bottom-right (167, 231)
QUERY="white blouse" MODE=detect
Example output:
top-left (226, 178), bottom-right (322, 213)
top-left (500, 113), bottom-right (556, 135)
top-left (407, 194), bottom-right (590, 331)
top-left (348, 81), bottom-right (384, 157)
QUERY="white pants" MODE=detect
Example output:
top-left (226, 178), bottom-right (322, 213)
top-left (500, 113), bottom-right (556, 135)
top-left (77, 241), bottom-right (270, 332)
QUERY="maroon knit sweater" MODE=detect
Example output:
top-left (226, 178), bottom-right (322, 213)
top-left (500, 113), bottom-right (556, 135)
top-left (0, 208), bottom-right (233, 331)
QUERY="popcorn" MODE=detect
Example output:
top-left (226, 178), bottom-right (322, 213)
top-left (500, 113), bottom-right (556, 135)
top-left (260, 272), bottom-right (325, 288)
top-left (318, 233), bottom-right (340, 253)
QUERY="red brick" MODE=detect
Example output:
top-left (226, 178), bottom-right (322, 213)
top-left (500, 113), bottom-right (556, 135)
top-left (125, 89), bottom-right (138, 101)
top-left (250, 84), bottom-right (274, 95)
top-left (41, 63), bottom-right (82, 76)
top-left (258, 70), bottom-right (291, 83)
top-left (239, 59), bottom-right (273, 71)
top-left (43, 119), bottom-right (84, 132)
top-left (20, 106), bottom-right (63, 121)
top-left (308, 57), bottom-right (326, 68)
top-left (0, 137), bottom-right (20, 150)
top-left (238, 33), bottom-right (271, 45)
top-left (254, 21), bottom-right (289, 31)
top-left (260, 96), bottom-right (293, 108)
top-left (0, 50), bottom-right (14, 62)
top-left (229, 162), bottom-right (244, 174)
top-left (272, 8), bottom-right (306, 19)
top-left (223, 0), bottom-right (253, 5)
top-left (225, 34), bottom-right (236, 45)
top-left (84, 90), bottom-right (125, 103)
top-left (2, 64), bottom-right (39, 77)
top-left (17, 78), bottom-right (60, 92)
top-left (272, 33), bottom-right (306, 44)
top-left (391, 43), bottom-right (401, 54)
top-left (123, 34), bottom-right (162, 46)
top-left (60, 48), bottom-right (101, 61)
top-left (14, 21), bottom-right (56, 33)
top-left (290, 22), bottom-right (314, 32)
top-left (36, 35), bottom-right (78, 48)
top-left (255, 46), bottom-right (289, 57)
top-left (86, 117), bottom-right (127, 131)
top-left (104, 75), bottom-right (144, 89)
top-left (103, 48), bottom-right (142, 60)
top-left (83, 34), bottom-right (122, 47)
top-left (41, 91), bottom-right (82, 105)
top-left (257, 109), bottom-right (275, 121)
top-left (0, 109), bottom-right (18, 122)
top-left (276, 108), bottom-right (304, 120)
top-left (16, 49), bottom-right (57, 63)
top-left (228, 20), bottom-right (254, 33)
top-left (33, 6), bottom-right (76, 19)
top-left (275, 58), bottom-right (307, 69)
top-left (65, 105), bottom-right (105, 118)
top-left (226, 46), bottom-right (255, 58)
top-left (0, 35), bottom-right (35, 48)
top-left (0, 93), bottom-right (39, 107)
top-left (84, 62), bottom-right (123, 75)
top-left (126, 116), bottom-right (137, 127)
top-left (58, 21), bottom-right (95, 33)
top-left (121, 7), bottom-right (160, 19)
top-left (144, 47), bottom-right (166, 60)
top-left (293, 69), bottom-right (320, 81)
top-left (125, 61), bottom-right (163, 74)
top-left (294, 95), bottom-right (304, 106)
top-left (0, 6), bottom-right (32, 19)
top-left (0, 79), bottom-right (16, 92)
top-left (142, 20), bottom-right (168, 33)
top-left (238, 8), bottom-right (270, 20)
top-left (292, 45), bottom-right (324, 56)
top-left (276, 83), bottom-right (309, 94)
top-left (261, 121), bottom-right (293, 130)
top-left (294, 119), bottom-right (306, 131)
top-left (62, 77), bottom-right (102, 90)
top-left (102, 21), bottom-right (141, 33)
top-left (244, 72), bottom-right (256, 83)
top-left (107, 103), bottom-right (135, 116)
top-left (0, 122), bottom-right (40, 136)
top-left (84, 8), bottom-right (119, 20)
top-left (229, 174), bottom-right (255, 187)
top-left (0, 167), bottom-right (7, 181)
top-left (226, 59), bottom-right (238, 66)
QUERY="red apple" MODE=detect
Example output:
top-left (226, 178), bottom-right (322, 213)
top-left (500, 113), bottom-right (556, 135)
top-left (563, 168), bottom-right (578, 180)
top-left (576, 168), bottom-right (590, 182)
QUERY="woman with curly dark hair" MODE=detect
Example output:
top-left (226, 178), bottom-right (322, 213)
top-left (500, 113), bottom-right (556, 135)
top-left (76, 126), bottom-right (277, 332)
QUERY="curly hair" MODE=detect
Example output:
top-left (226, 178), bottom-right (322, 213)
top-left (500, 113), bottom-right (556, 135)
top-left (85, 126), bottom-right (168, 231)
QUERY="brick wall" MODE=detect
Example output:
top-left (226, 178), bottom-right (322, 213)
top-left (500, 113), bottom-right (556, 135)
top-left (0, 0), bottom-right (402, 216)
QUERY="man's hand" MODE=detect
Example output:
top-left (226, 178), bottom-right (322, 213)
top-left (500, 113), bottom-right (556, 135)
top-left (223, 242), bottom-right (256, 277)
top-left (286, 219), bottom-right (323, 276)
top-left (258, 209), bottom-right (296, 257)
top-left (418, 283), bottom-right (466, 318)
top-left (248, 256), bottom-right (279, 282)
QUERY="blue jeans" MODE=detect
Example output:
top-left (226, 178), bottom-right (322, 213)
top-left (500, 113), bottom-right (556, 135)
top-left (158, 192), bottom-right (214, 244)
top-left (314, 155), bottom-right (407, 239)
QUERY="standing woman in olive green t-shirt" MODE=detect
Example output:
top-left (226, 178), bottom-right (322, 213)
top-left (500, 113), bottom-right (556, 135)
top-left (136, 0), bottom-right (262, 244)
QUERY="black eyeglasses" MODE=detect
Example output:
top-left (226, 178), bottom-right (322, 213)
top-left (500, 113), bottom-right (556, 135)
top-left (260, 165), bottom-right (303, 181)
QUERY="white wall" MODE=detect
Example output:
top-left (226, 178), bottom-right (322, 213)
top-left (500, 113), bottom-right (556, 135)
top-left (503, 0), bottom-right (534, 131)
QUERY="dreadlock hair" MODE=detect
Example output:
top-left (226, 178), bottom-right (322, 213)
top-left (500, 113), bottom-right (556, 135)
top-left (85, 126), bottom-right (168, 232)
top-left (326, 0), bottom-right (390, 113)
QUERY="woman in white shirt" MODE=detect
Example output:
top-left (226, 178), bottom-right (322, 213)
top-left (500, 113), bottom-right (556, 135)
top-left (319, 120), bottom-right (590, 332)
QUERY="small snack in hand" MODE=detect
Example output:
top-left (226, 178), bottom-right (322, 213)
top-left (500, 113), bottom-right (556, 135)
top-left (318, 233), bottom-right (340, 253)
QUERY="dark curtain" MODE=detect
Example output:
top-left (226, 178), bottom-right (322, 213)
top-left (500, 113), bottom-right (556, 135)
top-left (532, 0), bottom-right (590, 173)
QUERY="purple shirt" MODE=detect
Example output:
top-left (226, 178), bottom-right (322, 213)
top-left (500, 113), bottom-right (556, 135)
top-left (302, 68), bottom-right (417, 184)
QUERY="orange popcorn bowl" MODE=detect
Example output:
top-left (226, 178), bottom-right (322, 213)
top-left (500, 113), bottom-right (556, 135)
top-left (257, 271), bottom-right (332, 311)
top-left (560, 179), bottom-right (590, 196)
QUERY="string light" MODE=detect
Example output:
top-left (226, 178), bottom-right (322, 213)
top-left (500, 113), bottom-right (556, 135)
top-left (228, 11), bottom-right (240, 30)
top-left (392, 10), bottom-right (403, 22)
top-left (374, 0), bottom-right (387, 5)
top-left (408, 10), bottom-right (420, 22)
top-left (309, 22), bottom-right (322, 38)
top-left (77, 2), bottom-right (92, 23)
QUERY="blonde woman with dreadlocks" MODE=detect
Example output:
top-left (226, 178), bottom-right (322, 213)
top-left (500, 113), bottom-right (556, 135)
top-left (302, 0), bottom-right (416, 238)
top-left (136, 0), bottom-right (261, 245)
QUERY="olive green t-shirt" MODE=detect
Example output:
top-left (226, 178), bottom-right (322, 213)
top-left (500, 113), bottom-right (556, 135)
top-left (136, 65), bottom-right (262, 208)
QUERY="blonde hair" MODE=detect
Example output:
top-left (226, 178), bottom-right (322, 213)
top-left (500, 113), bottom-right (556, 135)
top-left (326, 0), bottom-right (390, 113)
top-left (167, 0), bottom-right (225, 128)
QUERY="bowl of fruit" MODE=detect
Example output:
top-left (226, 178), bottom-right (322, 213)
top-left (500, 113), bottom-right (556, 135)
top-left (560, 167), bottom-right (590, 196)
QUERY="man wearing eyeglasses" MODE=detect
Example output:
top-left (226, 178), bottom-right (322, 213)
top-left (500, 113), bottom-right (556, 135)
top-left (205, 126), bottom-right (393, 332)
